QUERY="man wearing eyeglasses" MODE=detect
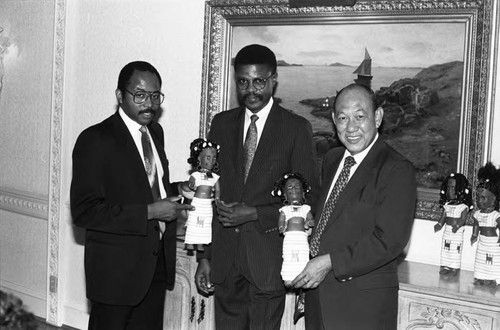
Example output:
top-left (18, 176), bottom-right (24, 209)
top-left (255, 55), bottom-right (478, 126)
top-left (70, 61), bottom-right (193, 330)
top-left (195, 44), bottom-right (320, 329)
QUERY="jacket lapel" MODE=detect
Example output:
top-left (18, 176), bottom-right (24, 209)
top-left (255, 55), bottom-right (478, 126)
top-left (111, 112), bottom-right (154, 198)
top-left (323, 138), bottom-right (385, 229)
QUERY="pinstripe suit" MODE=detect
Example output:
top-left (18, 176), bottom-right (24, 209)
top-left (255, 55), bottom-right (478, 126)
top-left (204, 101), bottom-right (319, 328)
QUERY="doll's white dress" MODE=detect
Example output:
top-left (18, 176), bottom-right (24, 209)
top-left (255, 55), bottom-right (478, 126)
top-left (440, 203), bottom-right (468, 269)
top-left (184, 171), bottom-right (219, 245)
top-left (280, 204), bottom-right (311, 282)
top-left (473, 210), bottom-right (500, 283)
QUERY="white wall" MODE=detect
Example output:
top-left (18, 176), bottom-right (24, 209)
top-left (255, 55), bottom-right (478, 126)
top-left (0, 0), bottom-right (56, 317)
top-left (59, 0), bottom-right (206, 327)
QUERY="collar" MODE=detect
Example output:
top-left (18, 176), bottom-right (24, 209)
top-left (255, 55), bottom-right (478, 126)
top-left (119, 107), bottom-right (143, 134)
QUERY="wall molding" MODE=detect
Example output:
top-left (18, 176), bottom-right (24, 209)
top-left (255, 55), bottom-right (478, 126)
top-left (0, 186), bottom-right (49, 220)
top-left (46, 0), bottom-right (66, 326)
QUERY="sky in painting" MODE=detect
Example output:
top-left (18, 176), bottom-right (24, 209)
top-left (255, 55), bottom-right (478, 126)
top-left (232, 22), bottom-right (465, 68)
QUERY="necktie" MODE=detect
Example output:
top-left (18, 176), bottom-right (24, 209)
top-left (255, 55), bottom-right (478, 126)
top-left (140, 126), bottom-right (160, 201)
top-left (243, 115), bottom-right (259, 182)
top-left (140, 126), bottom-right (164, 234)
top-left (310, 156), bottom-right (356, 257)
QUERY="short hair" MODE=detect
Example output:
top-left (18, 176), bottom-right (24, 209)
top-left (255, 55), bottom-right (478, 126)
top-left (438, 172), bottom-right (473, 208)
top-left (117, 61), bottom-right (162, 92)
top-left (333, 83), bottom-right (379, 114)
top-left (234, 44), bottom-right (277, 74)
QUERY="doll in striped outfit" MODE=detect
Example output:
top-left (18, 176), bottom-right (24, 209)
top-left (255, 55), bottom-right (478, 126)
top-left (182, 138), bottom-right (221, 252)
top-left (434, 173), bottom-right (473, 276)
top-left (470, 162), bottom-right (500, 286)
top-left (271, 172), bottom-right (314, 285)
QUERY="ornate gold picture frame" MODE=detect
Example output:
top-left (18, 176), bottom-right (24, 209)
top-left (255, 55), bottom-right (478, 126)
top-left (199, 0), bottom-right (493, 221)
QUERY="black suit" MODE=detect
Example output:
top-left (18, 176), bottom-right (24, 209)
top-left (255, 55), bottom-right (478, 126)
top-left (70, 112), bottom-right (176, 328)
top-left (204, 102), bottom-right (320, 329)
top-left (305, 138), bottom-right (416, 330)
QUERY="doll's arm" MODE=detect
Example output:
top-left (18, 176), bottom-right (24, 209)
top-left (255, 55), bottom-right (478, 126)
top-left (496, 217), bottom-right (500, 245)
top-left (278, 212), bottom-right (286, 234)
top-left (452, 208), bottom-right (468, 233)
top-left (470, 215), bottom-right (479, 245)
top-left (304, 211), bottom-right (315, 229)
top-left (180, 175), bottom-right (196, 200)
top-left (213, 181), bottom-right (221, 202)
top-left (434, 209), bottom-right (446, 232)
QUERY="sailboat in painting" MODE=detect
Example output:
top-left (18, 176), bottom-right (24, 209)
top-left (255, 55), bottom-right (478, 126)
top-left (353, 48), bottom-right (373, 88)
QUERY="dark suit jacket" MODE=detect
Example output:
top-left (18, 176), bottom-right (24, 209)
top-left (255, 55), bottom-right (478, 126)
top-left (70, 112), bottom-right (177, 306)
top-left (305, 138), bottom-right (416, 329)
top-left (203, 102), bottom-right (320, 291)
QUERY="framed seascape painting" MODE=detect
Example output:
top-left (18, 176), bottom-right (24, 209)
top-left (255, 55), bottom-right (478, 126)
top-left (199, 0), bottom-right (494, 221)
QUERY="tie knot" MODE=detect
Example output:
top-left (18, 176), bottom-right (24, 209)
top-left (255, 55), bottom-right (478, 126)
top-left (344, 156), bottom-right (356, 168)
top-left (250, 115), bottom-right (259, 123)
top-left (139, 126), bottom-right (147, 134)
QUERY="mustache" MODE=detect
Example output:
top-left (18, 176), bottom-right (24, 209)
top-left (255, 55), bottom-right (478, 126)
top-left (242, 93), bottom-right (263, 102)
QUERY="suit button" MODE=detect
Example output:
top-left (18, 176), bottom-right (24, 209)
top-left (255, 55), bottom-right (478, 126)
top-left (154, 226), bottom-right (159, 231)
top-left (341, 279), bottom-right (346, 282)
top-left (347, 277), bottom-right (353, 281)
top-left (153, 251), bottom-right (158, 256)
top-left (235, 228), bottom-right (240, 233)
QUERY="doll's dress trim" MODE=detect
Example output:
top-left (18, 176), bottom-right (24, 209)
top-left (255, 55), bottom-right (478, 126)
top-left (473, 210), bottom-right (500, 282)
top-left (184, 171), bottom-right (219, 245)
top-left (280, 204), bottom-right (311, 282)
top-left (440, 203), bottom-right (468, 269)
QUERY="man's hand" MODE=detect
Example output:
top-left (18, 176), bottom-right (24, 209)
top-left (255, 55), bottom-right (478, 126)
top-left (195, 259), bottom-right (215, 295)
top-left (291, 254), bottom-right (332, 289)
top-left (216, 201), bottom-right (258, 227)
top-left (148, 195), bottom-right (194, 222)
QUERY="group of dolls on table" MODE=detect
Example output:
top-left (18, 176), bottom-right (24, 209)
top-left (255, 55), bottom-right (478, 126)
top-left (179, 137), bottom-right (314, 284)
top-left (434, 162), bottom-right (500, 286)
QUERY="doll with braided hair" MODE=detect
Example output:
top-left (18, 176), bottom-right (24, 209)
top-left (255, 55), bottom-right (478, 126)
top-left (434, 173), bottom-right (473, 276)
top-left (470, 162), bottom-right (500, 286)
top-left (182, 138), bottom-right (221, 252)
top-left (271, 172), bottom-right (314, 285)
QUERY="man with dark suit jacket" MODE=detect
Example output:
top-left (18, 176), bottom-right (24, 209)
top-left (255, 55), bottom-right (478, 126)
top-left (293, 83), bottom-right (416, 329)
top-left (194, 44), bottom-right (320, 329)
top-left (70, 61), bottom-right (193, 330)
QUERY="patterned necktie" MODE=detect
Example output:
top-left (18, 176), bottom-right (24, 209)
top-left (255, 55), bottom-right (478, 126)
top-left (310, 156), bottom-right (356, 257)
top-left (243, 114), bottom-right (259, 182)
top-left (140, 126), bottom-right (160, 202)
top-left (140, 126), bottom-right (164, 235)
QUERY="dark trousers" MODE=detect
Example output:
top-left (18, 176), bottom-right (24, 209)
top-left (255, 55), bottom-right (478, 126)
top-left (88, 238), bottom-right (167, 330)
top-left (214, 243), bottom-right (285, 330)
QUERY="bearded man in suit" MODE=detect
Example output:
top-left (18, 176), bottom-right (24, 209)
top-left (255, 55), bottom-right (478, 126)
top-left (70, 61), bottom-right (193, 330)
top-left (194, 44), bottom-right (320, 329)
top-left (293, 83), bottom-right (416, 329)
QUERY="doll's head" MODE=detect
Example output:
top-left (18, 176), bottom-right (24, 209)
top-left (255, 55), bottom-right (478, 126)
top-left (439, 172), bottom-right (472, 208)
top-left (476, 162), bottom-right (500, 212)
top-left (188, 138), bottom-right (220, 172)
top-left (271, 172), bottom-right (311, 205)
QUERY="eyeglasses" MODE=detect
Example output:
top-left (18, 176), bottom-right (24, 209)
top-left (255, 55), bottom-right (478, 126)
top-left (235, 73), bottom-right (274, 90)
top-left (124, 89), bottom-right (165, 105)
